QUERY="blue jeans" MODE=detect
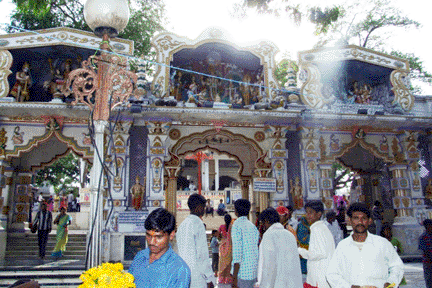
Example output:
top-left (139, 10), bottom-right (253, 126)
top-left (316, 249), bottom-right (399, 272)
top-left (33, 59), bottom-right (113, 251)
top-left (375, 219), bottom-right (382, 235)
top-left (238, 278), bottom-right (257, 288)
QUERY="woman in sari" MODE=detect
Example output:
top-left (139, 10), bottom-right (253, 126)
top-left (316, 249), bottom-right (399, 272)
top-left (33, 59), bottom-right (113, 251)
top-left (218, 214), bottom-right (234, 284)
top-left (52, 207), bottom-right (72, 258)
top-left (297, 215), bottom-right (311, 275)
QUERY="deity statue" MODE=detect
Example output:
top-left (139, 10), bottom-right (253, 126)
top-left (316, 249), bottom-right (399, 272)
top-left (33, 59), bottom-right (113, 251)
top-left (131, 176), bottom-right (145, 210)
top-left (291, 177), bottom-right (303, 209)
top-left (425, 178), bottom-right (432, 200)
top-left (10, 62), bottom-right (32, 102)
top-left (241, 74), bottom-right (252, 105)
top-left (44, 58), bottom-right (72, 101)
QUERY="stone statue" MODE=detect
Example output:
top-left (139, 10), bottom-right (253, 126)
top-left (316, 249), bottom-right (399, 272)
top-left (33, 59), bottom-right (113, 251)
top-left (131, 176), bottom-right (145, 210)
top-left (291, 177), bottom-right (303, 209)
top-left (12, 126), bottom-right (24, 145)
top-left (10, 62), bottom-right (32, 102)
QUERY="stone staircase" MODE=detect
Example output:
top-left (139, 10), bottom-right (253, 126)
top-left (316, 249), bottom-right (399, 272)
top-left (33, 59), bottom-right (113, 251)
top-left (0, 232), bottom-right (87, 287)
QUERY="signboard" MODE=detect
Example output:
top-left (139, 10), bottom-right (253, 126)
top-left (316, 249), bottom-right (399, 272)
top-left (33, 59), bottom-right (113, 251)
top-left (253, 178), bottom-right (277, 192)
top-left (118, 211), bottom-right (148, 233)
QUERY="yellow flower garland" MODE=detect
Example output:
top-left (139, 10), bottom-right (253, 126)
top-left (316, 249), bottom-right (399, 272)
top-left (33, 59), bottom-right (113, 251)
top-left (79, 262), bottom-right (135, 288)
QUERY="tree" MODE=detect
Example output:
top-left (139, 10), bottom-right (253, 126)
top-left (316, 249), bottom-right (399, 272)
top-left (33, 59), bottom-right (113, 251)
top-left (274, 56), bottom-right (298, 88)
top-left (313, 0), bottom-right (420, 49)
top-left (8, 0), bottom-right (165, 59)
top-left (33, 152), bottom-right (81, 195)
top-left (330, 162), bottom-right (355, 195)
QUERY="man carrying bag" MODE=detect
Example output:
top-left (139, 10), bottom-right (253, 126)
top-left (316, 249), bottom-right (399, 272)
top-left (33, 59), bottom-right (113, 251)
top-left (32, 203), bottom-right (52, 260)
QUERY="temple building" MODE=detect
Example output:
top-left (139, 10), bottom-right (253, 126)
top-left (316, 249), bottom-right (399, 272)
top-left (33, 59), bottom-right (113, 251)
top-left (0, 26), bottom-right (431, 262)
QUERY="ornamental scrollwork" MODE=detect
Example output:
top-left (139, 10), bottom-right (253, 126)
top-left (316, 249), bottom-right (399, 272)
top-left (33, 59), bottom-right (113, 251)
top-left (64, 52), bottom-right (138, 121)
top-left (0, 50), bottom-right (12, 98)
top-left (390, 69), bottom-right (414, 111)
top-left (156, 36), bottom-right (183, 51)
top-left (299, 63), bottom-right (326, 109)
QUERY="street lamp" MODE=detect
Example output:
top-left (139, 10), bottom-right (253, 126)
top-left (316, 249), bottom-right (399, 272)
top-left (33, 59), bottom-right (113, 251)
top-left (64, 0), bottom-right (137, 269)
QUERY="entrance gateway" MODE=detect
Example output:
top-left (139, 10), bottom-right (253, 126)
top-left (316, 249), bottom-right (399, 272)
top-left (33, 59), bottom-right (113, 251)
top-left (0, 27), bottom-right (430, 262)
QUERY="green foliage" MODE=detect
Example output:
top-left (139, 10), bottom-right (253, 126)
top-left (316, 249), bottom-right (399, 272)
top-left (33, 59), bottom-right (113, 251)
top-left (390, 50), bottom-right (432, 85)
top-left (274, 57), bottom-right (298, 88)
top-left (33, 152), bottom-right (80, 195)
top-left (309, 6), bottom-right (341, 34)
top-left (8, 0), bottom-right (165, 58)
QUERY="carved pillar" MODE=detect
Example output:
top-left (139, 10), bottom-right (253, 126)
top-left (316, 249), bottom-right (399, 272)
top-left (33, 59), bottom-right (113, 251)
top-left (0, 50), bottom-right (12, 99)
top-left (146, 122), bottom-right (171, 210)
top-left (254, 153), bottom-right (272, 213)
top-left (9, 172), bottom-right (33, 232)
top-left (0, 160), bottom-right (11, 260)
top-left (300, 128), bottom-right (320, 201)
top-left (268, 128), bottom-right (289, 208)
top-left (240, 177), bottom-right (251, 200)
top-left (319, 164), bottom-right (334, 210)
top-left (104, 121), bottom-right (132, 208)
top-left (165, 152), bottom-right (180, 217)
top-left (390, 132), bottom-right (424, 255)
top-left (215, 159), bottom-right (219, 191)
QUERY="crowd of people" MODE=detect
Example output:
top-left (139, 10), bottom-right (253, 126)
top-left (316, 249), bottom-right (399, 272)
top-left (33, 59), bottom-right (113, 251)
top-left (129, 193), bottom-right (428, 288)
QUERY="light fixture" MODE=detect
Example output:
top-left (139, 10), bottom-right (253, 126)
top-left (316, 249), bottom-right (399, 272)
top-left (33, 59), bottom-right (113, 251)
top-left (84, 0), bottom-right (130, 37)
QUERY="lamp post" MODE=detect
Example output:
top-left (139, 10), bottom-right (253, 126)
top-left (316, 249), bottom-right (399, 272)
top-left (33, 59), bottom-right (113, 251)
top-left (185, 151), bottom-right (213, 195)
top-left (64, 0), bottom-right (137, 269)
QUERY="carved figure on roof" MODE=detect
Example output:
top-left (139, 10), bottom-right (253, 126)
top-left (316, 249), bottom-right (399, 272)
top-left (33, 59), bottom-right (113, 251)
top-left (46, 117), bottom-right (60, 131)
top-left (10, 62), bottom-right (32, 102)
top-left (44, 58), bottom-right (72, 101)
top-left (356, 84), bottom-right (372, 104)
top-left (241, 74), bottom-right (252, 105)
top-left (12, 126), bottom-right (24, 145)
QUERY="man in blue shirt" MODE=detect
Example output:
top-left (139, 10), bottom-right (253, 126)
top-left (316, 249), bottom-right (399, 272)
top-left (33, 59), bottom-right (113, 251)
top-left (231, 199), bottom-right (259, 288)
top-left (217, 199), bottom-right (226, 216)
top-left (129, 208), bottom-right (191, 288)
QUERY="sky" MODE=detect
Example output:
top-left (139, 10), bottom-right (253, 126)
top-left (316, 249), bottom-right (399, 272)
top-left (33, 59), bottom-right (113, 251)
top-left (1, 0), bottom-right (431, 93)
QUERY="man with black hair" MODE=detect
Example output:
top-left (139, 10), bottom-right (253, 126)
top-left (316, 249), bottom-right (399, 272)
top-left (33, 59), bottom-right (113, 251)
top-left (298, 200), bottom-right (335, 288)
top-left (419, 219), bottom-right (432, 288)
top-left (256, 207), bottom-right (302, 288)
top-left (32, 202), bottom-right (52, 260)
top-left (325, 211), bottom-right (343, 246)
top-left (129, 208), bottom-right (190, 288)
top-left (177, 193), bottom-right (215, 288)
top-left (231, 199), bottom-right (259, 288)
top-left (326, 202), bottom-right (403, 288)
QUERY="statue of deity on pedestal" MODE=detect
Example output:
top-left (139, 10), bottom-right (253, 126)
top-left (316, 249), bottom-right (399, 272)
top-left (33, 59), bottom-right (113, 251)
top-left (130, 176), bottom-right (145, 210)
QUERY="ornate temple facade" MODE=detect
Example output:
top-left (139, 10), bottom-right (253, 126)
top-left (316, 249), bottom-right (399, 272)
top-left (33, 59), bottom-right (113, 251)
top-left (0, 27), bottom-right (431, 261)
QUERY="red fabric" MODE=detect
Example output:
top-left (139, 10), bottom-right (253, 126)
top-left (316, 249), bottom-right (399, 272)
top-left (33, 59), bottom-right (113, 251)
top-left (276, 206), bottom-right (289, 215)
top-left (303, 283), bottom-right (318, 288)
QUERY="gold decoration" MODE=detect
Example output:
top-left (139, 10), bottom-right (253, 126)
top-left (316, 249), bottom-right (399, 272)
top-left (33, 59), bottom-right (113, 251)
top-left (0, 50), bottom-right (13, 98)
top-left (390, 70), bottom-right (414, 111)
top-left (0, 128), bottom-right (7, 157)
top-left (299, 63), bottom-right (326, 109)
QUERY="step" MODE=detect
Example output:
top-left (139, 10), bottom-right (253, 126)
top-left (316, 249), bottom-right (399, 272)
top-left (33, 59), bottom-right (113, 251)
top-left (6, 245), bottom-right (87, 251)
top-left (5, 252), bottom-right (86, 258)
top-left (0, 270), bottom-right (83, 279)
top-left (0, 279), bottom-right (82, 288)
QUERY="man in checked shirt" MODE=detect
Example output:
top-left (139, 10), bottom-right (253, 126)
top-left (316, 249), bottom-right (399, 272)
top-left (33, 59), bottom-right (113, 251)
top-left (231, 199), bottom-right (259, 288)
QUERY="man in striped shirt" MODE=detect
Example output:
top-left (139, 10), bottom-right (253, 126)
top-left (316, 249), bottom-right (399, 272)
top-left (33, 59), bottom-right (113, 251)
top-left (232, 199), bottom-right (259, 288)
top-left (33, 202), bottom-right (52, 259)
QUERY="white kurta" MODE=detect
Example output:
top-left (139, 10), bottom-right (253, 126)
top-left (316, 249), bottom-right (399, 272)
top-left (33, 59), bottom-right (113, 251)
top-left (257, 223), bottom-right (303, 288)
top-left (326, 232), bottom-right (404, 288)
top-left (298, 220), bottom-right (335, 288)
top-left (176, 214), bottom-right (215, 287)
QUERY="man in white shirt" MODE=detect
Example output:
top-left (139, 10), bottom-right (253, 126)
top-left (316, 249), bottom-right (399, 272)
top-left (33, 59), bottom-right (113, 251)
top-left (298, 200), bottom-right (335, 288)
top-left (176, 193), bottom-right (215, 288)
top-left (324, 211), bottom-right (343, 246)
top-left (326, 202), bottom-right (403, 288)
top-left (257, 207), bottom-right (302, 288)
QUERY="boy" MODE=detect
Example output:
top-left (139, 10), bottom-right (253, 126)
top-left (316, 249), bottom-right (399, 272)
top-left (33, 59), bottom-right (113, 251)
top-left (210, 230), bottom-right (220, 277)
